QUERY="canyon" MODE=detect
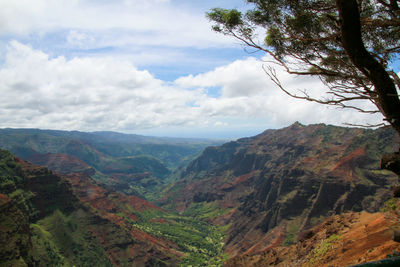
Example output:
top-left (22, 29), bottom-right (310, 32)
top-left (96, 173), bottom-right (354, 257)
top-left (1, 123), bottom-right (400, 266)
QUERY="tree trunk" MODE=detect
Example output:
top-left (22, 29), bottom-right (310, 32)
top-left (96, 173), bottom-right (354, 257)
top-left (336, 0), bottom-right (400, 137)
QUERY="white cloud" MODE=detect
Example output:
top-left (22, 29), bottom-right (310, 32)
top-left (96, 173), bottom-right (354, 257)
top-left (176, 57), bottom-right (267, 97)
top-left (0, 41), bottom-right (385, 136)
top-left (0, 41), bottom-right (208, 131)
top-left (0, 0), bottom-right (235, 49)
top-left (0, 0), bottom-right (391, 138)
top-left (175, 56), bottom-right (385, 129)
top-left (0, 0), bottom-right (250, 88)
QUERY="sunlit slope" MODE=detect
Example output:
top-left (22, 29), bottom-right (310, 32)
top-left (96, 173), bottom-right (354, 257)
top-left (162, 123), bottom-right (399, 256)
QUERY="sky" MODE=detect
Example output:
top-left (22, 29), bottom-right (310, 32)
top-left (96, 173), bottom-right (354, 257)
top-left (0, 0), bottom-right (386, 139)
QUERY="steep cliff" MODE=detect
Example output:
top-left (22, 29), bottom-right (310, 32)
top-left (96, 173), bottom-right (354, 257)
top-left (0, 149), bottom-right (179, 266)
top-left (162, 123), bottom-right (400, 256)
top-left (225, 211), bottom-right (400, 266)
top-left (0, 149), bottom-right (111, 266)
top-left (0, 128), bottom-right (219, 200)
top-left (0, 148), bottom-right (229, 266)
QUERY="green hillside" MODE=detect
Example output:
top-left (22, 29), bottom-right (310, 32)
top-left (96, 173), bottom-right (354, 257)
top-left (0, 129), bottom-right (222, 200)
top-left (0, 149), bottom-right (228, 266)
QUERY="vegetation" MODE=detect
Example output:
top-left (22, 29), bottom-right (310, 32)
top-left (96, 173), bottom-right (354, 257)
top-left (1, 146), bottom-right (232, 266)
top-left (306, 234), bottom-right (343, 266)
top-left (0, 149), bottom-right (112, 266)
top-left (2, 123), bottom-right (399, 266)
top-left (34, 210), bottom-right (112, 266)
top-left (0, 128), bottom-right (222, 200)
top-left (1, 2), bottom-right (399, 265)
top-left (282, 217), bottom-right (303, 246)
top-left (0, 128), bottom-right (220, 170)
top-left (381, 198), bottom-right (398, 212)
top-left (131, 207), bottom-right (229, 267)
top-left (182, 202), bottom-right (231, 221)
top-left (207, 0), bottom-right (400, 135)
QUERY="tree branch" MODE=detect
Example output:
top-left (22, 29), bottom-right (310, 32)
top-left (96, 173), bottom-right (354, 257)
top-left (336, 0), bottom-right (400, 134)
top-left (262, 65), bottom-right (380, 114)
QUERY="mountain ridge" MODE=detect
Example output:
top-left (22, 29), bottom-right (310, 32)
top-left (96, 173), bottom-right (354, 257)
top-left (0, 148), bottom-right (229, 266)
top-left (161, 123), bottom-right (400, 257)
top-left (2, 123), bottom-right (400, 266)
top-left (0, 128), bottom-right (223, 200)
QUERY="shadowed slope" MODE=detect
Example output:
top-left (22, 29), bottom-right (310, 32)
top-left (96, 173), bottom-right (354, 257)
top-left (161, 123), bottom-right (400, 257)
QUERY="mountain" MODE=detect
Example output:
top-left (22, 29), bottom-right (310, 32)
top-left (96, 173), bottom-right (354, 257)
top-left (0, 128), bottom-right (223, 199)
top-left (0, 128), bottom-right (222, 170)
top-left (0, 149), bottom-right (181, 266)
top-left (225, 211), bottom-right (400, 266)
top-left (2, 123), bottom-right (400, 266)
top-left (161, 123), bottom-right (400, 258)
top-left (0, 149), bottom-right (227, 266)
top-left (0, 149), bottom-right (114, 266)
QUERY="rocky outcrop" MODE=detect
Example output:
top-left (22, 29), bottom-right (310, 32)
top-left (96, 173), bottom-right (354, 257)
top-left (0, 149), bottom-right (180, 266)
top-left (163, 123), bottom-right (400, 256)
top-left (382, 152), bottom-right (400, 176)
top-left (17, 158), bottom-right (79, 221)
top-left (225, 211), bottom-right (400, 267)
top-left (27, 152), bottom-right (95, 175)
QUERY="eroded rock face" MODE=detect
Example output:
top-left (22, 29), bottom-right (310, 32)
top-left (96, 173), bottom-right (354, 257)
top-left (225, 211), bottom-right (400, 267)
top-left (164, 123), bottom-right (400, 256)
top-left (0, 150), bottom-right (179, 266)
top-left (26, 152), bottom-right (94, 175)
top-left (381, 152), bottom-right (400, 175)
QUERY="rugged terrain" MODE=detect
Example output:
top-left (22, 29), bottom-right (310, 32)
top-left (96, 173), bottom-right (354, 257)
top-left (0, 128), bottom-right (221, 199)
top-left (1, 123), bottom-right (400, 266)
top-left (0, 149), bottom-right (225, 266)
top-left (225, 210), bottom-right (400, 266)
top-left (162, 123), bottom-right (400, 258)
top-left (0, 149), bottom-right (114, 266)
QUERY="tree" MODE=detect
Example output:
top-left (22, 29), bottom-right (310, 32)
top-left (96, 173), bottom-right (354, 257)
top-left (207, 0), bottom-right (400, 136)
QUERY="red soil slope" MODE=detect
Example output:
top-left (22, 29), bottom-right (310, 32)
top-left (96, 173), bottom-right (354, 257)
top-left (225, 211), bottom-right (400, 267)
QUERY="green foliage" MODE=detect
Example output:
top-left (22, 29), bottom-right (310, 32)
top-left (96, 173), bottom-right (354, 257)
top-left (283, 232), bottom-right (296, 246)
top-left (381, 198), bottom-right (398, 212)
top-left (0, 149), bottom-right (23, 186)
top-left (29, 223), bottom-right (69, 266)
top-left (265, 26), bottom-right (282, 47)
top-left (306, 233), bottom-right (343, 266)
top-left (117, 155), bottom-right (170, 178)
top-left (132, 208), bottom-right (228, 266)
top-left (314, 234), bottom-right (342, 257)
top-left (0, 149), bottom-right (37, 218)
top-left (37, 209), bottom-right (112, 266)
top-left (343, 127), bottom-right (398, 159)
top-left (207, 0), bottom-right (400, 128)
top-left (282, 217), bottom-right (303, 246)
top-left (0, 129), bottom-right (222, 200)
top-left (0, 201), bottom-right (31, 266)
top-left (182, 202), bottom-right (231, 221)
top-left (207, 8), bottom-right (243, 30)
top-left (155, 182), bottom-right (187, 209)
top-left (0, 149), bottom-right (112, 266)
top-left (0, 128), bottom-right (219, 171)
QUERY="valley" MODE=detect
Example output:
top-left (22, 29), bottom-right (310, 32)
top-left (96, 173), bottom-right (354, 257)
top-left (1, 123), bottom-right (400, 266)
top-left (2, 1), bottom-right (399, 266)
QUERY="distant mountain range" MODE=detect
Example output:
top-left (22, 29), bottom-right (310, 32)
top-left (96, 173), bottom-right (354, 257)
top-left (0, 128), bottom-right (222, 168)
top-left (1, 123), bottom-right (400, 266)
top-left (0, 128), bottom-right (223, 200)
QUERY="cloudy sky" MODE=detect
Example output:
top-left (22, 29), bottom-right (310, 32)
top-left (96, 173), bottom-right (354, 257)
top-left (0, 0), bottom-right (386, 139)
